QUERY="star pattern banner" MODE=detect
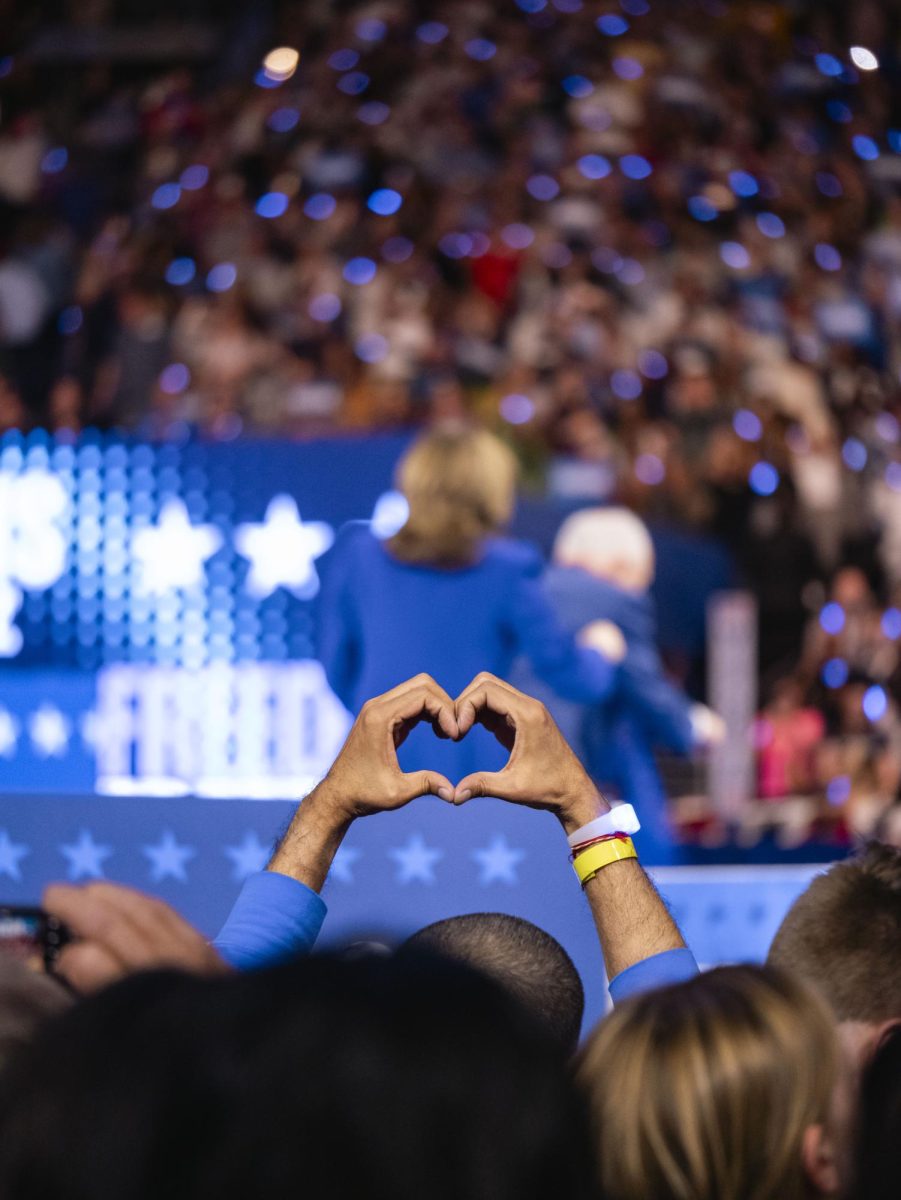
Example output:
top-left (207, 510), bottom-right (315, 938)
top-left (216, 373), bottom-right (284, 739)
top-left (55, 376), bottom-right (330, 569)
top-left (0, 793), bottom-right (827, 1032)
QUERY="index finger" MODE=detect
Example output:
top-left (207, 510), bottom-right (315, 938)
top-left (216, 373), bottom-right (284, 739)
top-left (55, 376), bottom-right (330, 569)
top-left (375, 674), bottom-right (460, 740)
top-left (454, 673), bottom-right (527, 736)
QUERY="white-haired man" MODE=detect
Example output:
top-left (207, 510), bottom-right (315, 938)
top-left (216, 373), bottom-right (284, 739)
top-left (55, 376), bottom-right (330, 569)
top-left (512, 507), bottom-right (722, 856)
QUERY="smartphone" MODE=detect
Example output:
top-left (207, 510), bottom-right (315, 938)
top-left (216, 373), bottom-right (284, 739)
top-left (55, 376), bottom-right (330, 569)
top-left (0, 907), bottom-right (70, 973)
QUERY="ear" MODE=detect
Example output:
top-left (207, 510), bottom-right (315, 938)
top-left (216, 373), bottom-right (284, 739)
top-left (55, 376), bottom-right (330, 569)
top-left (801, 1124), bottom-right (840, 1196)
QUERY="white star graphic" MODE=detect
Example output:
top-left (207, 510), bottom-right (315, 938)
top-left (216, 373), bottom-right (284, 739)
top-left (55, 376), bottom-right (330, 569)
top-left (471, 834), bottom-right (526, 885)
top-left (388, 834), bottom-right (443, 885)
top-left (0, 830), bottom-right (29, 880)
top-left (224, 831), bottom-right (270, 882)
top-left (0, 579), bottom-right (23, 658)
top-left (234, 496), bottom-right (334, 599)
top-left (132, 499), bottom-right (223, 594)
top-left (28, 704), bottom-right (70, 757)
top-left (0, 707), bottom-right (19, 757)
top-left (142, 830), bottom-right (197, 883)
top-left (60, 829), bottom-right (113, 880)
top-left (330, 844), bottom-right (362, 883)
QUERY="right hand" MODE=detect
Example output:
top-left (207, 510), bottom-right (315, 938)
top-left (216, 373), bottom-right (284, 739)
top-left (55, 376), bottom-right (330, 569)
top-left (43, 881), bottom-right (227, 993)
top-left (578, 619), bottom-right (627, 663)
top-left (316, 673), bottom-right (460, 821)
top-left (452, 673), bottom-right (609, 835)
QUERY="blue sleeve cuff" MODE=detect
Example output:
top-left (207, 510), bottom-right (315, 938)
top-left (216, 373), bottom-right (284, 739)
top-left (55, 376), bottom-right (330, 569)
top-left (213, 871), bottom-right (327, 971)
top-left (608, 947), bottom-right (700, 1005)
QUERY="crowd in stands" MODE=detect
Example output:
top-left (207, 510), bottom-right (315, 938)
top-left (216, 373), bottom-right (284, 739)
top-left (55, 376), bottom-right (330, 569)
top-left (0, 673), bottom-right (899, 1198)
top-left (3, 0), bottom-right (901, 834)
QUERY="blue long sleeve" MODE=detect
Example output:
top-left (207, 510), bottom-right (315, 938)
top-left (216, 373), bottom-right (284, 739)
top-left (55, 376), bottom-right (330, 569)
top-left (214, 871), bottom-right (327, 970)
top-left (608, 948), bottom-right (700, 1003)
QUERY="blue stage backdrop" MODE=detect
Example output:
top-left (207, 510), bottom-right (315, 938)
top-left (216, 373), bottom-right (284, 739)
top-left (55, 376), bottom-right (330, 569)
top-left (0, 427), bottom-right (780, 1033)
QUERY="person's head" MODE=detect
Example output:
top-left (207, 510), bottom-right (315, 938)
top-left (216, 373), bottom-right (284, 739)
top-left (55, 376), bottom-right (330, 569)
top-left (553, 507), bottom-right (655, 592)
top-left (849, 1025), bottom-right (901, 1200)
top-left (767, 844), bottom-right (901, 1036)
top-left (388, 425), bottom-right (518, 566)
top-left (404, 913), bottom-right (584, 1055)
top-left (578, 964), bottom-right (840, 1200)
top-left (0, 951), bottom-right (595, 1200)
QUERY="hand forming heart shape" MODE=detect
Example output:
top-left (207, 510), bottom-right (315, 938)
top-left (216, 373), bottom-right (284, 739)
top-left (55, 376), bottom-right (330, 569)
top-left (320, 672), bottom-right (606, 835)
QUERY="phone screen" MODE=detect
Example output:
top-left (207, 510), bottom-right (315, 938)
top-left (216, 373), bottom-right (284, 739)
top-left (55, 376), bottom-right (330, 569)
top-left (0, 908), bottom-right (68, 972)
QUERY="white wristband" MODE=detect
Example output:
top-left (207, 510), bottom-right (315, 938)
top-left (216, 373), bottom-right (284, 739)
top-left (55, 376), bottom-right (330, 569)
top-left (567, 803), bottom-right (641, 847)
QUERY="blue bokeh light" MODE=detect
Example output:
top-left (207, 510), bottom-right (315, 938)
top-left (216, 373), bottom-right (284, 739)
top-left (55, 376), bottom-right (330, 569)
top-left (733, 409), bottom-right (762, 441)
top-left (206, 263), bottom-right (237, 292)
top-left (620, 154), bottom-right (652, 180)
top-left (152, 183), bottom-right (181, 211)
top-left (852, 135), bottom-right (879, 161)
top-left (841, 437), bottom-right (867, 471)
top-left (819, 602), bottom-right (846, 635)
top-left (821, 658), bottom-right (849, 688)
top-left (863, 685), bottom-right (888, 722)
top-left (304, 193), bottom-right (337, 220)
top-left (597, 14), bottom-right (629, 36)
top-left (255, 192), bottom-right (289, 219)
top-left (749, 462), bottom-right (779, 495)
top-left (882, 608), bottom-right (901, 640)
top-left (165, 258), bottom-right (196, 286)
top-left (343, 257), bottom-right (377, 285)
top-left (267, 108), bottom-right (300, 133)
top-left (367, 188), bottom-right (403, 215)
top-left (728, 170), bottom-right (758, 198)
top-left (578, 154), bottom-right (611, 180)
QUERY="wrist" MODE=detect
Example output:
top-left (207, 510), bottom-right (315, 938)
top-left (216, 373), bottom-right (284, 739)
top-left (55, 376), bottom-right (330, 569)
top-left (556, 787), bottom-right (610, 837)
top-left (268, 781), bottom-right (352, 892)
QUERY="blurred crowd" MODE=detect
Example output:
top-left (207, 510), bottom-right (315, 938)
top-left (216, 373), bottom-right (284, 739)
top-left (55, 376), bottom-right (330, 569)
top-left (3, 0), bottom-right (901, 831)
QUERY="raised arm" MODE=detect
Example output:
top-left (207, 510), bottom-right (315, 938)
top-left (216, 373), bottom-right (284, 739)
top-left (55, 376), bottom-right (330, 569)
top-left (214, 674), bottom-right (459, 968)
top-left (452, 673), bottom-right (697, 996)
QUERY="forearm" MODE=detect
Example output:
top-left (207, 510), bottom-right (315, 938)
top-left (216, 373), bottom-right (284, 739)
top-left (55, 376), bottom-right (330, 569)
top-left (558, 794), bottom-right (686, 983)
top-left (268, 780), bottom-right (351, 892)
top-left (582, 860), bottom-right (686, 981)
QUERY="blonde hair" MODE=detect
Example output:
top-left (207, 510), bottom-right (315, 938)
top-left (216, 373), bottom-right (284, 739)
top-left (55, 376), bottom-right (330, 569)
top-left (578, 964), bottom-right (838, 1200)
top-left (553, 507), bottom-right (655, 592)
top-left (388, 426), bottom-right (518, 566)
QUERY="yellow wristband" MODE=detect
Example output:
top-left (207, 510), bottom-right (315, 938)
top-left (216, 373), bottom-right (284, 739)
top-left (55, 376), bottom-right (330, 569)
top-left (572, 836), bottom-right (637, 885)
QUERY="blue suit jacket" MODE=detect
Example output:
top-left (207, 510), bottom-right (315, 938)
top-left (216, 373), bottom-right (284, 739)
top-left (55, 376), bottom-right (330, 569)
top-left (511, 567), bottom-right (694, 825)
top-left (315, 526), bottom-right (618, 778)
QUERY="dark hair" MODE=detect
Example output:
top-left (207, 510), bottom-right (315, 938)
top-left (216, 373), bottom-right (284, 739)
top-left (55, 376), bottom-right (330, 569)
top-left (404, 913), bottom-right (585, 1056)
top-left (767, 843), bottom-right (901, 1022)
top-left (0, 951), bottom-right (596, 1200)
top-left (851, 1026), bottom-right (901, 1200)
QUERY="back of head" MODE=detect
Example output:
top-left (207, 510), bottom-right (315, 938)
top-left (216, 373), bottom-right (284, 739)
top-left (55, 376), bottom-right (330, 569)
top-left (389, 424), bottom-right (518, 566)
top-left (851, 1026), bottom-right (901, 1200)
top-left (0, 951), bottom-right (595, 1200)
top-left (404, 913), bottom-right (585, 1055)
top-left (577, 963), bottom-right (837, 1200)
top-left (553, 507), bottom-right (655, 592)
top-left (767, 843), bottom-right (901, 1024)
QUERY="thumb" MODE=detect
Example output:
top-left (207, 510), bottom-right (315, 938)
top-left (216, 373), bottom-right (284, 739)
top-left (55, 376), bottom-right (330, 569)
top-left (401, 770), bottom-right (456, 804)
top-left (453, 771), bottom-right (510, 804)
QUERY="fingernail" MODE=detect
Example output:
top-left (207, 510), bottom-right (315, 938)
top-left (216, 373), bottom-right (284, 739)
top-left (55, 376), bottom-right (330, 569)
top-left (457, 789), bottom-right (472, 803)
top-left (437, 787), bottom-right (453, 803)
